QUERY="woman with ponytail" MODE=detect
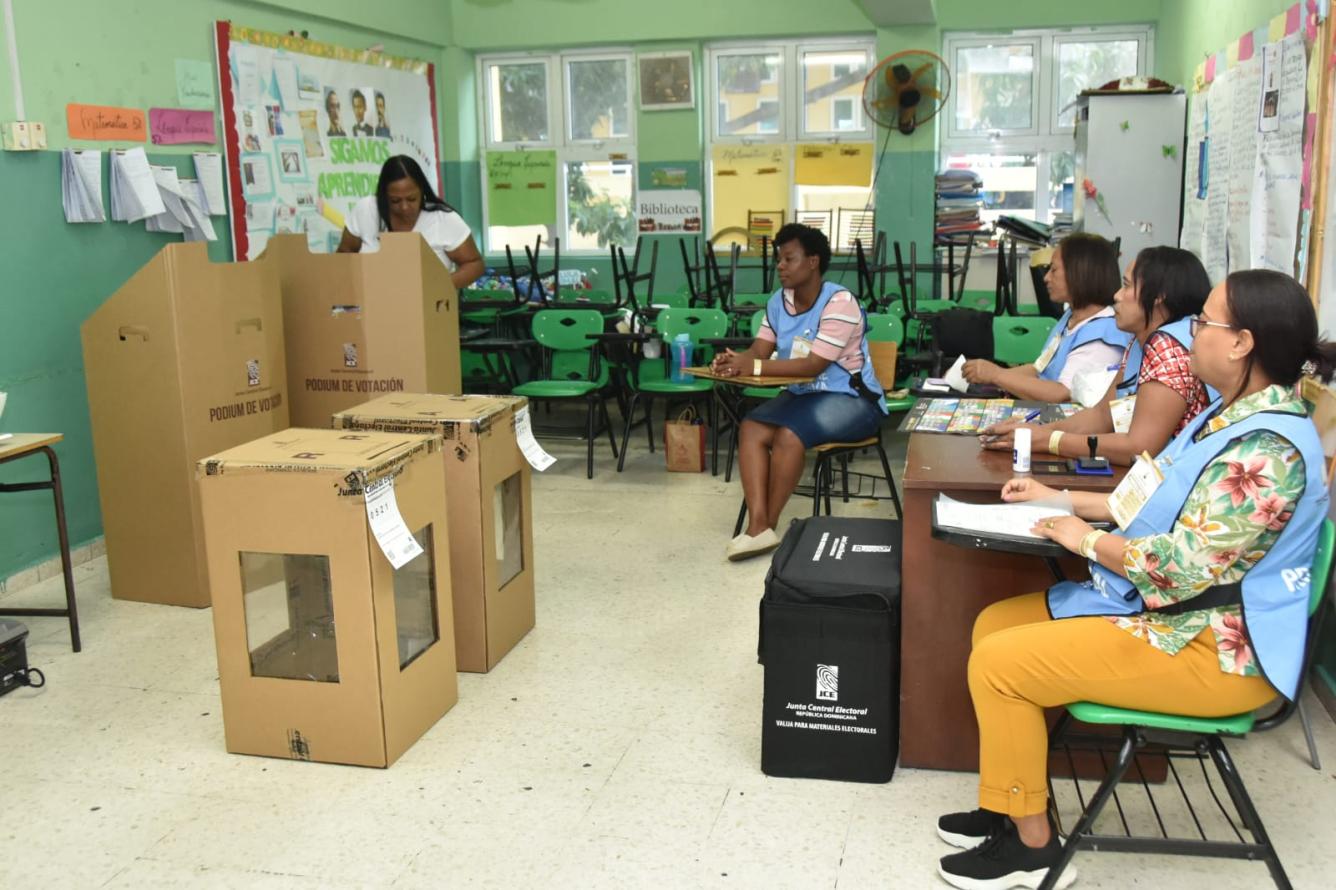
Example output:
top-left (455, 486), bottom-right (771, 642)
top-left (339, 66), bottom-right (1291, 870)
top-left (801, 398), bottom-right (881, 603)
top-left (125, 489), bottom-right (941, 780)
top-left (934, 270), bottom-right (1335, 890)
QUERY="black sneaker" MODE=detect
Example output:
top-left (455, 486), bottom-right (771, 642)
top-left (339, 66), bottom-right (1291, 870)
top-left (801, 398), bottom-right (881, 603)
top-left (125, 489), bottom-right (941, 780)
top-left (937, 818), bottom-right (1075, 890)
top-left (937, 808), bottom-right (1007, 849)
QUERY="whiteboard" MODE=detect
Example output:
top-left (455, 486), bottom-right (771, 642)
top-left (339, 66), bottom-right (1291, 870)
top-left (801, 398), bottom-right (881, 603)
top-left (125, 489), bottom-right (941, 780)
top-left (214, 22), bottom-right (440, 261)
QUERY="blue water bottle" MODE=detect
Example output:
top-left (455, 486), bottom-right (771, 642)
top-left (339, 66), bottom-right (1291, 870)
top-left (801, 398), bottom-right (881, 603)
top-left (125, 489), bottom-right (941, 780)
top-left (671, 333), bottom-right (692, 382)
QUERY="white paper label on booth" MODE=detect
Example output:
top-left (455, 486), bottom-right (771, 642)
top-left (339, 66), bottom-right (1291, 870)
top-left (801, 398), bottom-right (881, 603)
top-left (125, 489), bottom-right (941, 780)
top-left (364, 477), bottom-right (424, 569)
top-left (514, 406), bottom-right (556, 471)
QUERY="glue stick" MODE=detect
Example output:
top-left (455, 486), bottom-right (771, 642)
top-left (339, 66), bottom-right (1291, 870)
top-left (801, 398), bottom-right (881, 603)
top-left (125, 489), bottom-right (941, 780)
top-left (1013, 427), bottom-right (1032, 474)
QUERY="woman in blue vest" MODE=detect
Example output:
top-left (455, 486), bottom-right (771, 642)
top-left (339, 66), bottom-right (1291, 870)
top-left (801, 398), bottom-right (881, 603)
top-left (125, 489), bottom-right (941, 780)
top-left (978, 246), bottom-right (1213, 465)
top-left (962, 234), bottom-right (1132, 402)
top-left (934, 270), bottom-right (1336, 890)
top-left (710, 223), bottom-right (887, 561)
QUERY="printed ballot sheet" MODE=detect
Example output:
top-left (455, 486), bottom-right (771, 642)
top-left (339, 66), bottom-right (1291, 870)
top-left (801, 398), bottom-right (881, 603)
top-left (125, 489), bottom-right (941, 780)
top-left (934, 494), bottom-right (1072, 540)
top-left (61, 149), bottom-right (105, 223)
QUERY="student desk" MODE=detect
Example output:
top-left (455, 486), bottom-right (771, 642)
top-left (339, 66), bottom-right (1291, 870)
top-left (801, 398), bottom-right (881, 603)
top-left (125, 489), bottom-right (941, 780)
top-left (0, 434), bottom-right (81, 652)
top-left (899, 432), bottom-right (1123, 771)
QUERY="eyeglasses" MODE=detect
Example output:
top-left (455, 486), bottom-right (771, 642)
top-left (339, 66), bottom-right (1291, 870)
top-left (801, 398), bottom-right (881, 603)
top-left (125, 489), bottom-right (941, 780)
top-left (1189, 314), bottom-right (1238, 337)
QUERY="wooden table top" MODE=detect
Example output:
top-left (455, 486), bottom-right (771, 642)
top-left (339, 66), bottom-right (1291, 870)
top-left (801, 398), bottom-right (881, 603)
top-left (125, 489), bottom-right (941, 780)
top-left (0, 433), bottom-right (63, 461)
top-left (903, 431), bottom-right (1124, 493)
top-left (685, 366), bottom-right (816, 387)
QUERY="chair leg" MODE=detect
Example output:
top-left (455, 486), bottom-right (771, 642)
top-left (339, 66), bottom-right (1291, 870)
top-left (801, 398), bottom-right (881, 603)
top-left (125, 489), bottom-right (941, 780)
top-left (823, 460), bottom-right (833, 515)
top-left (874, 440), bottom-right (903, 518)
top-left (839, 453), bottom-right (851, 504)
top-left (644, 395), bottom-right (656, 453)
top-left (601, 396), bottom-right (619, 459)
top-left (1298, 698), bottom-right (1322, 770)
top-left (617, 392), bottom-right (640, 472)
top-left (734, 497), bottom-right (747, 537)
top-left (811, 456), bottom-right (825, 517)
top-left (709, 392), bottom-right (720, 477)
top-left (585, 396), bottom-right (596, 480)
top-left (1207, 738), bottom-right (1293, 890)
top-left (1037, 726), bottom-right (1139, 890)
top-left (725, 425), bottom-right (739, 484)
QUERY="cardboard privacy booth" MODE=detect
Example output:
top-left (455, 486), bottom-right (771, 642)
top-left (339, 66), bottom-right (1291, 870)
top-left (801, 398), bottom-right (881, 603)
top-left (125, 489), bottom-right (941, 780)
top-left (333, 394), bottom-right (535, 672)
top-left (82, 243), bottom-right (289, 607)
top-left (267, 233), bottom-right (461, 428)
top-left (197, 429), bottom-right (457, 768)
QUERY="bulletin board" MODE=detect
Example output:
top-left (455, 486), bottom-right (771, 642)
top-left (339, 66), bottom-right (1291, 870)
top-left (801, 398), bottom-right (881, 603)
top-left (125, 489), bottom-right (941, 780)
top-left (1179, 1), bottom-right (1326, 287)
top-left (214, 22), bottom-right (440, 261)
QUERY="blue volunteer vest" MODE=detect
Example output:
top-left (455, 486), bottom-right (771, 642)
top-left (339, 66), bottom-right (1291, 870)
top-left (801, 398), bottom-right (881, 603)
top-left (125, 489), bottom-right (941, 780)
top-left (1113, 317), bottom-right (1219, 401)
top-left (1047, 400), bottom-right (1327, 699)
top-left (765, 281), bottom-right (888, 413)
top-left (1036, 307), bottom-right (1134, 383)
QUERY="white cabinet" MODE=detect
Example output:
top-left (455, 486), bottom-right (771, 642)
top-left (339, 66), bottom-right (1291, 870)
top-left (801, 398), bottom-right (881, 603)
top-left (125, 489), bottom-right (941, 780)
top-left (1074, 93), bottom-right (1187, 269)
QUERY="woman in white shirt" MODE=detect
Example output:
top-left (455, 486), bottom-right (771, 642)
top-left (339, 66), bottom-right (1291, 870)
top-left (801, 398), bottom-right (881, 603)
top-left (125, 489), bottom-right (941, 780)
top-left (337, 155), bottom-right (485, 291)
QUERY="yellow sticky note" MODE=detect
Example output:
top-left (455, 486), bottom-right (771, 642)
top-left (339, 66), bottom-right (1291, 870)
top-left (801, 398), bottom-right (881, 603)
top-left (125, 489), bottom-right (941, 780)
top-left (1193, 62), bottom-right (1207, 93)
top-left (1269, 12), bottom-right (1287, 42)
top-left (1226, 40), bottom-right (1240, 66)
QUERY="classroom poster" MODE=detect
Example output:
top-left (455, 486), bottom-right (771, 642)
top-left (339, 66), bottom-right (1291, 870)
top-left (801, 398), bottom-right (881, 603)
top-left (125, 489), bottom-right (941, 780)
top-left (216, 22), bottom-right (439, 260)
top-left (1180, 97), bottom-right (1207, 259)
top-left (711, 144), bottom-right (789, 245)
top-left (635, 189), bottom-right (703, 234)
top-left (1251, 32), bottom-right (1307, 273)
top-left (1225, 54), bottom-right (1262, 275)
top-left (485, 151), bottom-right (557, 226)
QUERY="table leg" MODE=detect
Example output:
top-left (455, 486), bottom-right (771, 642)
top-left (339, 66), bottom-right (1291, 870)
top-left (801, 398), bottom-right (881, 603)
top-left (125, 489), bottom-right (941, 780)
top-left (43, 447), bottom-right (81, 653)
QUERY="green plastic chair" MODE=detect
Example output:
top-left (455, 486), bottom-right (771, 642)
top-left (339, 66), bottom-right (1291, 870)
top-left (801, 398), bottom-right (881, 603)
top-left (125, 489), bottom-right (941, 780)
top-left (512, 309), bottom-right (619, 479)
top-left (728, 292), bottom-right (770, 334)
top-left (617, 307), bottom-right (729, 473)
top-left (865, 323), bottom-right (915, 413)
top-left (992, 315), bottom-right (1059, 366)
top-left (1041, 519), bottom-right (1336, 890)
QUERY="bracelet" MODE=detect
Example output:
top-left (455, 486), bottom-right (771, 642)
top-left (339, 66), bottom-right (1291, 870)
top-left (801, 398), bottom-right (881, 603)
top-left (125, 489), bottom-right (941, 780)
top-left (1048, 430), bottom-right (1065, 455)
top-left (1079, 529), bottom-right (1109, 561)
top-left (753, 358), bottom-right (762, 376)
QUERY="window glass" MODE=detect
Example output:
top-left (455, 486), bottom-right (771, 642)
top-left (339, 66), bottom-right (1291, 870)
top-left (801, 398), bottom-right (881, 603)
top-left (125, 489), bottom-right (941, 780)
top-left (802, 50), bottom-right (869, 135)
top-left (716, 52), bottom-right (784, 136)
top-left (566, 160), bottom-right (636, 250)
top-left (1055, 40), bottom-right (1140, 128)
top-left (953, 44), bottom-right (1035, 133)
top-left (568, 58), bottom-right (631, 140)
top-left (488, 61), bottom-right (549, 143)
top-left (945, 152), bottom-right (1038, 223)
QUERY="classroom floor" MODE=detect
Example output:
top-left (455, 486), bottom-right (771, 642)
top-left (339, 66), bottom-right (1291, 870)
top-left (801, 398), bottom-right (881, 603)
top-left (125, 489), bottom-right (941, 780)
top-left (3, 418), bottom-right (1336, 889)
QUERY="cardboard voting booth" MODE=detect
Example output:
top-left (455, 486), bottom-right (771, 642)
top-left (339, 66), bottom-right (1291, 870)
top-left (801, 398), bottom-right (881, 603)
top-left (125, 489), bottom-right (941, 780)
top-left (267, 233), bottom-right (461, 428)
top-left (333, 394), bottom-right (535, 672)
top-left (197, 429), bottom-right (456, 768)
top-left (82, 243), bottom-right (289, 608)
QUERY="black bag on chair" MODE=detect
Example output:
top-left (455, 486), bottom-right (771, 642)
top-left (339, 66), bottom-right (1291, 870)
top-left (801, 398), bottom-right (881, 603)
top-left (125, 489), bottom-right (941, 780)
top-left (930, 307), bottom-right (994, 363)
top-left (758, 516), bottom-right (901, 783)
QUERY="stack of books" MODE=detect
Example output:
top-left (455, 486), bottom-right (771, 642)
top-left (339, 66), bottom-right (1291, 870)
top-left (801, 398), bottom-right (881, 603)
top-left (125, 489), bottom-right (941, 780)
top-left (935, 169), bottom-right (984, 240)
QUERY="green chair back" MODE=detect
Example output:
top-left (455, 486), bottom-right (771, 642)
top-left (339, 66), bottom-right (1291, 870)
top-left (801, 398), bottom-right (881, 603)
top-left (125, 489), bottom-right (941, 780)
top-left (731, 292), bottom-right (769, 310)
top-left (749, 309), bottom-right (768, 337)
top-left (461, 352), bottom-right (499, 387)
top-left (866, 313), bottom-right (905, 345)
top-left (462, 288), bottom-right (517, 306)
top-left (992, 315), bottom-right (1058, 365)
top-left (531, 308), bottom-right (607, 385)
top-left (651, 291), bottom-right (690, 310)
top-left (657, 307), bottom-right (729, 342)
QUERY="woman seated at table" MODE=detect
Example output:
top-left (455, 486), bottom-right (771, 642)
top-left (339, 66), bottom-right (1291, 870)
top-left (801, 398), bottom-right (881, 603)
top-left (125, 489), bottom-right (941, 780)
top-left (962, 233), bottom-right (1130, 403)
top-left (979, 246), bottom-right (1213, 466)
top-left (710, 223), bottom-right (887, 562)
top-left (337, 155), bottom-right (485, 291)
top-left (934, 269), bottom-right (1334, 890)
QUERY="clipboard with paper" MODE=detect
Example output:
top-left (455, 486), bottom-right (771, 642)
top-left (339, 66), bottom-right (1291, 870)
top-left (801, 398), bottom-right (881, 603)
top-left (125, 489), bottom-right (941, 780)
top-left (930, 494), bottom-right (1114, 558)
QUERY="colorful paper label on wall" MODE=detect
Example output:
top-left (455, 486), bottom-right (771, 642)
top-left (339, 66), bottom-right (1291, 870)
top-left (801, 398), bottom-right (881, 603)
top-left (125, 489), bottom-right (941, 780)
top-left (486, 151), bottom-right (557, 227)
top-left (66, 104), bottom-right (147, 142)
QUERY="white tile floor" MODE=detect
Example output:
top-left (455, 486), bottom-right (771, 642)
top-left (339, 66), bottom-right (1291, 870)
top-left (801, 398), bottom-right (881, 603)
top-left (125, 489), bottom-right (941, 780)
top-left (3, 428), bottom-right (1336, 889)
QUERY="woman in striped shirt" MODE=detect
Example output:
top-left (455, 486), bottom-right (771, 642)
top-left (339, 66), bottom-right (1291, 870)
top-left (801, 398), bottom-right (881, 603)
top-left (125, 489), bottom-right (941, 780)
top-left (710, 224), bottom-right (888, 561)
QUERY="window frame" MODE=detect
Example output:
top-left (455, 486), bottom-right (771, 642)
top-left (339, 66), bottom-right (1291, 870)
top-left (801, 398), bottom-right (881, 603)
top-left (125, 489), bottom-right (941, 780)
top-left (707, 42), bottom-right (792, 144)
top-left (940, 25), bottom-right (1153, 226)
top-left (797, 41), bottom-right (875, 140)
top-left (478, 48), bottom-right (639, 255)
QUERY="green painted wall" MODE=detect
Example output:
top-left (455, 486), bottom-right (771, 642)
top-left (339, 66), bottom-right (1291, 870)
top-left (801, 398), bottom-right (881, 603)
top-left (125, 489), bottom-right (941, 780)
top-left (1156, 0), bottom-right (1296, 87)
top-left (934, 0), bottom-right (1161, 30)
top-left (0, 150), bottom-right (231, 577)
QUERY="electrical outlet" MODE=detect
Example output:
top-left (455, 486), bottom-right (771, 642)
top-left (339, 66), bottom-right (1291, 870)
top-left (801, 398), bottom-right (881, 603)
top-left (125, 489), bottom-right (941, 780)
top-left (2, 121), bottom-right (32, 151)
top-left (30, 122), bottom-right (47, 149)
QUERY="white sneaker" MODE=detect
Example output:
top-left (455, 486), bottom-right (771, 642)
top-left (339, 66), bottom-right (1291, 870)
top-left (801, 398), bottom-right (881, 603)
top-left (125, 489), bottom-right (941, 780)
top-left (726, 528), bottom-right (781, 561)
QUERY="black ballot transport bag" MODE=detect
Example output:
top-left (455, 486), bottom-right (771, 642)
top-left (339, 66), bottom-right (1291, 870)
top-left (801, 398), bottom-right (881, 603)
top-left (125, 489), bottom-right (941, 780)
top-left (759, 516), bottom-right (901, 783)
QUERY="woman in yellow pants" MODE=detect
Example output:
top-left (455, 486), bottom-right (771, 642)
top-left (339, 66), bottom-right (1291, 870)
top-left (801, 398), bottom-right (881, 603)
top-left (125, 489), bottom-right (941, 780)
top-left (935, 271), bottom-right (1336, 890)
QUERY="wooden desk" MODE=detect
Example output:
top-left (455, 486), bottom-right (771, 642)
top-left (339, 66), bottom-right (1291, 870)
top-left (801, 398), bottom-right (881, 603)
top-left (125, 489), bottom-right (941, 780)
top-left (685, 368), bottom-right (817, 478)
top-left (0, 434), bottom-right (81, 652)
top-left (899, 433), bottom-right (1122, 771)
top-left (684, 366), bottom-right (815, 387)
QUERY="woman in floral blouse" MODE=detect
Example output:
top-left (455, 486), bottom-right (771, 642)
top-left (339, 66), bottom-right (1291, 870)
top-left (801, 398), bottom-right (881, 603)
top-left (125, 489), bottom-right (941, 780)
top-left (934, 270), bottom-right (1336, 890)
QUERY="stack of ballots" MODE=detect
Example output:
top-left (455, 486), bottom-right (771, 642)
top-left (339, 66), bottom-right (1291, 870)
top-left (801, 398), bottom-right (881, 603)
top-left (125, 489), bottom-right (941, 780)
top-left (935, 168), bottom-right (983, 240)
top-left (61, 149), bottom-right (106, 223)
top-left (105, 148), bottom-right (217, 241)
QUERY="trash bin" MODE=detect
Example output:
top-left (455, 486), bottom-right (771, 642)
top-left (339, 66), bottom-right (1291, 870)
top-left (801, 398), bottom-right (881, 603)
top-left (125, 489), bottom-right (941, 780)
top-left (758, 516), bottom-right (901, 783)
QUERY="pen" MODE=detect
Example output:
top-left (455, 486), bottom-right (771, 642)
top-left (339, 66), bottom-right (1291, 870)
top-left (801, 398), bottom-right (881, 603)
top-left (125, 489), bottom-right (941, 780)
top-left (1024, 409), bottom-right (1041, 422)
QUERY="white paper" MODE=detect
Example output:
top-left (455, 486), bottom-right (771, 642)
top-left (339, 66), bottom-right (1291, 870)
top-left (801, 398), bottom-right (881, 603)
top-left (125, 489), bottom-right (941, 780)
top-left (273, 58), bottom-right (301, 110)
top-left (245, 200), bottom-right (275, 231)
top-left (234, 46), bottom-right (262, 104)
top-left (1180, 97), bottom-right (1207, 259)
top-left (364, 476), bottom-right (425, 570)
top-left (1258, 42), bottom-right (1282, 133)
top-left (109, 148), bottom-right (167, 222)
top-left (61, 149), bottom-right (105, 223)
top-left (513, 406), bottom-right (556, 471)
top-left (1225, 55), bottom-right (1262, 275)
top-left (241, 154), bottom-right (273, 196)
top-left (943, 354), bottom-right (969, 393)
top-left (1202, 70), bottom-right (1233, 283)
top-left (192, 151), bottom-right (227, 215)
top-left (1252, 33), bottom-right (1307, 274)
top-left (934, 494), bottom-right (1072, 540)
